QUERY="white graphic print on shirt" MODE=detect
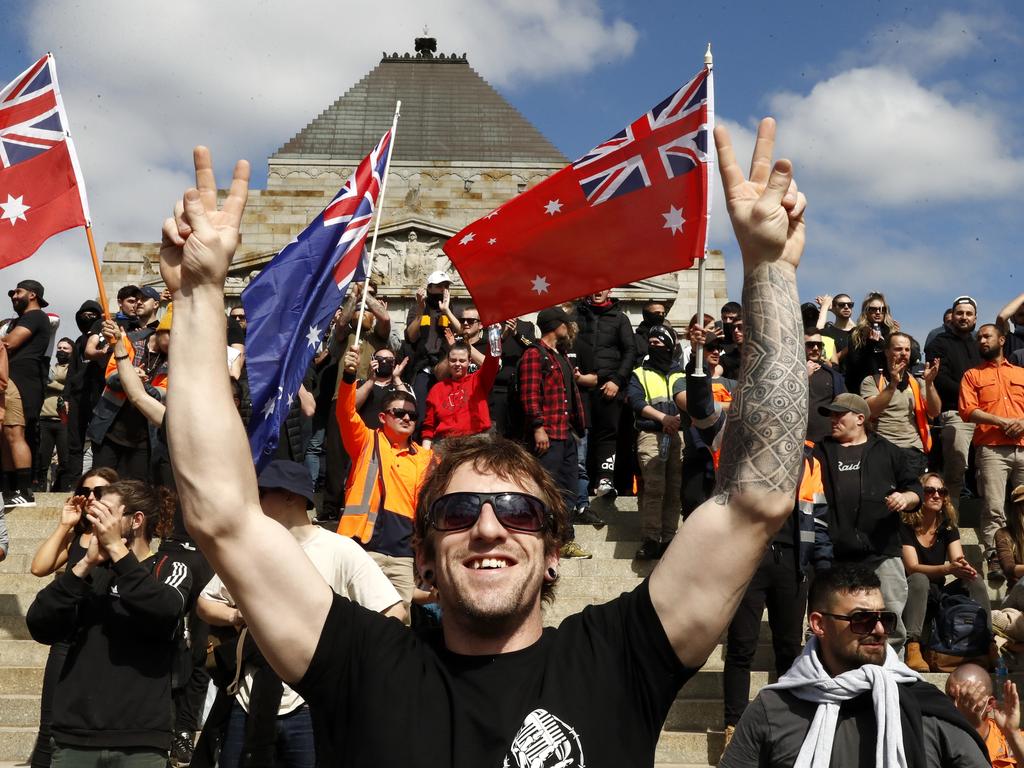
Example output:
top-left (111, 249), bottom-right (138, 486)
top-left (503, 708), bottom-right (584, 768)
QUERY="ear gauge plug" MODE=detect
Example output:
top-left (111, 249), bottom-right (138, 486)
top-left (421, 569), bottom-right (434, 584)
top-left (546, 567), bottom-right (558, 582)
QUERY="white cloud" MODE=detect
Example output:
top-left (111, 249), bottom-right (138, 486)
top-left (8, 0), bottom-right (637, 327)
top-left (767, 66), bottom-right (1024, 206)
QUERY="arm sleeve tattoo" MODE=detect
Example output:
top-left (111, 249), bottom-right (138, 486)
top-left (714, 262), bottom-right (806, 496)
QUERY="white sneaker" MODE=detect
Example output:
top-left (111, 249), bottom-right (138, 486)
top-left (5, 492), bottom-right (36, 508)
top-left (595, 478), bottom-right (617, 499)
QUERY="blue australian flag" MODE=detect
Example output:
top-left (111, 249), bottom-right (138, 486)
top-left (242, 129), bottom-right (393, 468)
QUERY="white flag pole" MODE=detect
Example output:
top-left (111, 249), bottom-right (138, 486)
top-left (353, 99), bottom-right (401, 349)
top-left (691, 43), bottom-right (714, 378)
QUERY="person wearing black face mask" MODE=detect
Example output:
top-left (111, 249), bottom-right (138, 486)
top-left (635, 301), bottom-right (668, 360)
top-left (60, 301), bottom-right (105, 491)
top-left (35, 338), bottom-right (75, 491)
top-left (354, 349), bottom-right (412, 429)
top-left (627, 324), bottom-right (685, 560)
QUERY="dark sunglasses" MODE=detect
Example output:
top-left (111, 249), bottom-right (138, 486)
top-left (230, 314), bottom-right (245, 320)
top-left (429, 492), bottom-right (549, 533)
top-left (805, 342), bottom-right (824, 349)
top-left (821, 610), bottom-right (897, 634)
top-left (923, 486), bottom-right (949, 497)
top-left (75, 485), bottom-right (106, 499)
top-left (458, 317), bottom-right (481, 324)
top-left (835, 302), bottom-right (854, 309)
top-left (867, 305), bottom-right (887, 313)
top-left (384, 407), bottom-right (416, 421)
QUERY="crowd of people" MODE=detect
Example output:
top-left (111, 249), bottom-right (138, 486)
top-left (2, 117), bottom-right (1024, 768)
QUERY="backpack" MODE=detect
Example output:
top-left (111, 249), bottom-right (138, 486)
top-left (928, 592), bottom-right (991, 659)
top-left (506, 343), bottom-right (551, 442)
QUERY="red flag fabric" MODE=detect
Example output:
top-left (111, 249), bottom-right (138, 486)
top-left (0, 142), bottom-right (87, 269)
top-left (444, 66), bottom-right (713, 325)
top-left (0, 55), bottom-right (89, 269)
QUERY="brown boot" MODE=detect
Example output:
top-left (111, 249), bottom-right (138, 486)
top-left (905, 640), bottom-right (930, 672)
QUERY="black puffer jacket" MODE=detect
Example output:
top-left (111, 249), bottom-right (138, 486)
top-left (574, 299), bottom-right (637, 389)
top-left (925, 329), bottom-right (980, 412)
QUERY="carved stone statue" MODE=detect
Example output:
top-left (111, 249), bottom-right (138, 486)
top-left (382, 231), bottom-right (447, 284)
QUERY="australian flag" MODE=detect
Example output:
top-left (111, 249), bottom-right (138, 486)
top-left (242, 129), bottom-right (392, 467)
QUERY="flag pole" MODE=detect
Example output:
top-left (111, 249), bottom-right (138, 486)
top-left (353, 100), bottom-right (401, 349)
top-left (84, 225), bottom-right (111, 320)
top-left (691, 43), bottom-right (714, 378)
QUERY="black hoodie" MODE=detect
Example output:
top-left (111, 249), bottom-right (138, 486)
top-left (64, 300), bottom-right (105, 404)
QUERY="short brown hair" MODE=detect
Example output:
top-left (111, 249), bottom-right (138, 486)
top-left (414, 433), bottom-right (570, 603)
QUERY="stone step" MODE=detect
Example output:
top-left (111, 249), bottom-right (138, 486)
top-left (0, 695), bottom-right (39, 727)
top-left (0, 641), bottom-right (48, 668)
top-left (0, 594), bottom-right (36, 618)
top-left (0, 668), bottom-right (44, 696)
top-left (655, 730), bottom-right (724, 766)
top-left (0, 726), bottom-right (36, 763)
top-left (0, 553), bottom-right (33, 573)
top-left (0, 617), bottom-right (31, 640)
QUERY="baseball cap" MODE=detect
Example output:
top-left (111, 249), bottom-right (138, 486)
top-left (951, 295), bottom-right (977, 310)
top-left (9, 279), bottom-right (49, 307)
top-left (818, 393), bottom-right (870, 420)
top-left (257, 459), bottom-right (315, 510)
top-left (536, 307), bottom-right (570, 334)
top-left (427, 271), bottom-right (452, 286)
top-left (140, 286), bottom-right (161, 301)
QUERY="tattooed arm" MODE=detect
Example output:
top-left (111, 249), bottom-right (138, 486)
top-left (651, 118), bottom-right (808, 667)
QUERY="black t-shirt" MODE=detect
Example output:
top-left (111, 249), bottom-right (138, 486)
top-left (7, 308), bottom-right (51, 393)
top-left (833, 443), bottom-right (866, 525)
top-left (900, 523), bottom-right (960, 582)
top-left (807, 368), bottom-right (836, 444)
top-left (227, 318), bottom-right (245, 347)
top-left (294, 579), bottom-right (693, 768)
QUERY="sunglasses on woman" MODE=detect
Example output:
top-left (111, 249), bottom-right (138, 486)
top-left (821, 610), bottom-right (898, 634)
top-left (923, 486), bottom-right (949, 497)
top-left (75, 485), bottom-right (106, 499)
top-left (867, 305), bottom-right (887, 313)
top-left (428, 492), bottom-right (549, 533)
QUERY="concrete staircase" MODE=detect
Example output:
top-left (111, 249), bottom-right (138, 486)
top-left (0, 493), bottom-right (1003, 766)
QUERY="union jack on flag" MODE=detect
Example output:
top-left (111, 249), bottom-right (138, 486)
top-left (572, 68), bottom-right (709, 206)
top-left (0, 54), bottom-right (90, 269)
top-left (242, 129), bottom-right (393, 467)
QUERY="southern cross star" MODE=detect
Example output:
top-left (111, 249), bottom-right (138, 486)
top-left (459, 232), bottom-right (475, 246)
top-left (306, 324), bottom-right (321, 348)
top-left (0, 194), bottom-right (30, 226)
top-left (262, 386), bottom-right (283, 419)
top-left (531, 275), bottom-right (550, 294)
top-left (488, 238), bottom-right (497, 245)
top-left (544, 199), bottom-right (563, 216)
top-left (662, 205), bottom-right (686, 235)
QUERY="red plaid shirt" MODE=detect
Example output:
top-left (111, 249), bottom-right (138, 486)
top-left (518, 341), bottom-right (585, 440)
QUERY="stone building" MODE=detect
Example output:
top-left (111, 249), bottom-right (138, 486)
top-left (101, 36), bottom-right (727, 327)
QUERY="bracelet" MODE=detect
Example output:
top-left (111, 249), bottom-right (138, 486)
top-left (114, 354), bottom-right (129, 361)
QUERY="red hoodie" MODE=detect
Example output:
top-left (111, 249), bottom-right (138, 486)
top-left (422, 354), bottom-right (500, 440)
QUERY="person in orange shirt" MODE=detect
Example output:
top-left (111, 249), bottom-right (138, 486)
top-left (959, 323), bottom-right (1024, 572)
top-left (335, 344), bottom-right (434, 611)
top-left (947, 662), bottom-right (1024, 766)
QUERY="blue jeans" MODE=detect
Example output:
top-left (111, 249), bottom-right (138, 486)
top-left (219, 702), bottom-right (314, 768)
top-left (575, 432), bottom-right (590, 509)
top-left (304, 427), bottom-right (326, 488)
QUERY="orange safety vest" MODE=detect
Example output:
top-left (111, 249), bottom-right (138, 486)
top-left (877, 373), bottom-right (933, 453)
top-left (334, 380), bottom-right (433, 547)
top-left (709, 380), bottom-right (733, 471)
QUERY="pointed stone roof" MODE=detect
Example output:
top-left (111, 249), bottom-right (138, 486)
top-left (274, 40), bottom-right (567, 165)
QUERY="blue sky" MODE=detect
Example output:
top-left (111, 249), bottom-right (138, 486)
top-left (1, 0), bottom-right (1022, 341)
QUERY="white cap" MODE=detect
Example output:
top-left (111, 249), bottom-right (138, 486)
top-left (427, 270), bottom-right (452, 286)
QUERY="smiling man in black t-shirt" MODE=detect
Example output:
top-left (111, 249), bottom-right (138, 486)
top-left (163, 121), bottom-right (809, 767)
top-left (3, 279), bottom-right (53, 506)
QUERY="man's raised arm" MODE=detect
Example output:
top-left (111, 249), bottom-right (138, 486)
top-left (650, 118), bottom-right (807, 667)
top-left (161, 147), bottom-right (331, 684)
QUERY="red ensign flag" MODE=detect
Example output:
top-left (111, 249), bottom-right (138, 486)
top-left (444, 65), bottom-right (713, 324)
top-left (0, 54), bottom-right (90, 270)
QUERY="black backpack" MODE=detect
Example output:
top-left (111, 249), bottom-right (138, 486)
top-left (928, 592), bottom-right (991, 657)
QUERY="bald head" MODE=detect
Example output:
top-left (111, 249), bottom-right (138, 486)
top-left (945, 663), bottom-right (992, 697)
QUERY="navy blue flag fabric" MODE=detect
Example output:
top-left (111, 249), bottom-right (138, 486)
top-left (242, 129), bottom-right (392, 467)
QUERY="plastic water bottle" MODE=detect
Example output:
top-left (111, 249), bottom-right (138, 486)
top-left (996, 654), bottom-right (1009, 699)
top-left (488, 324), bottom-right (502, 357)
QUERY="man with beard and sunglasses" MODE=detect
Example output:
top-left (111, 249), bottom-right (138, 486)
top-left (164, 116), bottom-right (809, 767)
top-left (959, 323), bottom-right (1024, 573)
top-left (334, 345), bottom-right (433, 612)
top-left (721, 563), bottom-right (988, 767)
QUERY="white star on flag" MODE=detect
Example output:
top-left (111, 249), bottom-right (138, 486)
top-left (306, 324), bottom-right (321, 348)
top-left (531, 275), bottom-right (550, 294)
top-left (662, 205), bottom-right (686, 235)
top-left (262, 386), bottom-right (283, 419)
top-left (459, 232), bottom-right (475, 246)
top-left (543, 199), bottom-right (563, 216)
top-left (488, 238), bottom-right (497, 245)
top-left (0, 194), bottom-right (30, 226)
